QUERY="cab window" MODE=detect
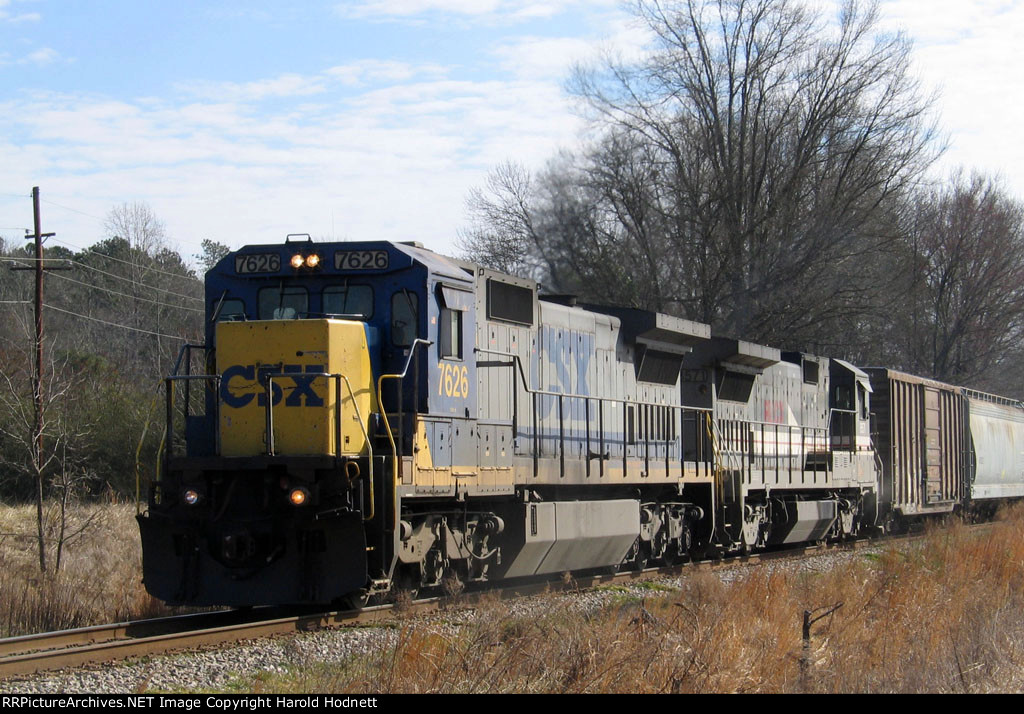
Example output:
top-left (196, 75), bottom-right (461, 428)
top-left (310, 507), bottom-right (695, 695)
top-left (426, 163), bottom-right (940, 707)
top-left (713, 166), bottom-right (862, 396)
top-left (324, 285), bottom-right (373, 318)
top-left (258, 286), bottom-right (308, 320)
top-left (391, 291), bottom-right (418, 346)
top-left (439, 307), bottom-right (463, 359)
top-left (214, 298), bottom-right (246, 321)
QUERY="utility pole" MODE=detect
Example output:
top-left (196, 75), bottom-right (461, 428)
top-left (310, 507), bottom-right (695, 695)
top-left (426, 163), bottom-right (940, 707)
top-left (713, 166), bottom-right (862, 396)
top-left (31, 187), bottom-right (48, 572)
top-left (9, 187), bottom-right (66, 572)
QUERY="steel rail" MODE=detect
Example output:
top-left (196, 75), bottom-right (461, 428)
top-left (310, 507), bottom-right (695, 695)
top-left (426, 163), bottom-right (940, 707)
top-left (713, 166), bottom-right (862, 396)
top-left (0, 604), bottom-right (398, 679)
top-left (0, 522), bottom-right (992, 680)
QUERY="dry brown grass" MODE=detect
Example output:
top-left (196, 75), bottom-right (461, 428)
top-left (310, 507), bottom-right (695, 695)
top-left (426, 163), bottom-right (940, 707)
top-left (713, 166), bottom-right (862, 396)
top-left (257, 505), bottom-right (1024, 693)
top-left (0, 502), bottom-right (173, 637)
top-left (5, 502), bottom-right (1024, 692)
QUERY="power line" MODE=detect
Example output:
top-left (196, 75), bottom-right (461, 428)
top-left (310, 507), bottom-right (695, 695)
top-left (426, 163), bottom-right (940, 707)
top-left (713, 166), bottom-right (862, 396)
top-left (9, 256), bottom-right (204, 303)
top-left (39, 198), bottom-right (211, 274)
top-left (6, 239), bottom-right (206, 288)
top-left (4, 256), bottom-right (199, 296)
top-left (42, 303), bottom-right (192, 341)
top-left (0, 256), bottom-right (72, 265)
top-left (47, 271), bottom-right (205, 313)
top-left (52, 237), bottom-right (204, 284)
top-left (70, 260), bottom-right (204, 303)
top-left (39, 198), bottom-right (105, 222)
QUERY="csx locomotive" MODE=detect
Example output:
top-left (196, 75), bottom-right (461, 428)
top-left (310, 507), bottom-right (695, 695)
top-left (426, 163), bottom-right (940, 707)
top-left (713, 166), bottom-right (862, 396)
top-left (137, 237), bottom-right (1024, 605)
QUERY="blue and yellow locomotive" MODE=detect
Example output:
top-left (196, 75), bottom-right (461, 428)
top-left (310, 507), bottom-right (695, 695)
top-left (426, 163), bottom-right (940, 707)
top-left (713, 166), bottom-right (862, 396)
top-left (137, 237), bottom-right (1024, 606)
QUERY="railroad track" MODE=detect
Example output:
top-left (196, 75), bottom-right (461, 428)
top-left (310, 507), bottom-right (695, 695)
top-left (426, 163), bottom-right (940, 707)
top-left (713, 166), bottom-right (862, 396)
top-left (0, 528), bottom-right (969, 681)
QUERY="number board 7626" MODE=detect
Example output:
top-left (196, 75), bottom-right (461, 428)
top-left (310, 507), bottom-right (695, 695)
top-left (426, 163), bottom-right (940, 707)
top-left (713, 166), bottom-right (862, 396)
top-left (334, 250), bottom-right (389, 271)
top-left (234, 253), bottom-right (281, 274)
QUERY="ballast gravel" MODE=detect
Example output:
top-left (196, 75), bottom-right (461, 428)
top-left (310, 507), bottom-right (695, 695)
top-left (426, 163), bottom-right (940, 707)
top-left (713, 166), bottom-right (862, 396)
top-left (0, 546), bottom-right (880, 694)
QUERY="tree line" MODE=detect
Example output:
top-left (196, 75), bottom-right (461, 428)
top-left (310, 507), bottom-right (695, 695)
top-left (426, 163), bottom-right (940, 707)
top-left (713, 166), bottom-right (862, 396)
top-left (0, 203), bottom-right (229, 508)
top-left (460, 0), bottom-right (1024, 398)
top-left (2, 0), bottom-right (1023, 543)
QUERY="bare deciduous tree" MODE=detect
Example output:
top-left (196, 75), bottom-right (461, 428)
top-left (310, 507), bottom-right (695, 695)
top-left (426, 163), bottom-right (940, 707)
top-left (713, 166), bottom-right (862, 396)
top-left (96, 202), bottom-right (202, 374)
top-left (458, 161), bottom-right (541, 278)
top-left (0, 315), bottom-right (96, 572)
top-left (104, 202), bottom-right (167, 258)
top-left (464, 0), bottom-right (940, 351)
top-left (899, 173), bottom-right (1024, 387)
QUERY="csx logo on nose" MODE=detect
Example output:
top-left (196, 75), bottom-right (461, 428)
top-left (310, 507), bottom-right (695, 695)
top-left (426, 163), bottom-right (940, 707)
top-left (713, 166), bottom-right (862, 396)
top-left (220, 364), bottom-right (325, 408)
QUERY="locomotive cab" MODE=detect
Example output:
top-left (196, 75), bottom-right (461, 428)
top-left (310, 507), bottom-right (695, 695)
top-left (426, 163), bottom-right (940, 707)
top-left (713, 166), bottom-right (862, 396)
top-left (138, 240), bottom-right (449, 605)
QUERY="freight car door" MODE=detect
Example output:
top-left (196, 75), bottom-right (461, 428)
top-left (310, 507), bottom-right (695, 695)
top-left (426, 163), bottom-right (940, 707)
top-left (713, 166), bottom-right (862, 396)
top-left (923, 386), bottom-right (942, 504)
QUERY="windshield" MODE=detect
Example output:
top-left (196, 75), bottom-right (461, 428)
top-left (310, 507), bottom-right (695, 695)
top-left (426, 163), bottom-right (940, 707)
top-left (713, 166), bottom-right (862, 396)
top-left (258, 286), bottom-right (308, 319)
top-left (323, 285), bottom-right (373, 318)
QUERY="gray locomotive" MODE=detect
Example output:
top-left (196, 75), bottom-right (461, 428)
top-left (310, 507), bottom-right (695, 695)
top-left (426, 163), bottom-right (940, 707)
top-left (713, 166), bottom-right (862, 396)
top-left (138, 240), bottom-right (1024, 605)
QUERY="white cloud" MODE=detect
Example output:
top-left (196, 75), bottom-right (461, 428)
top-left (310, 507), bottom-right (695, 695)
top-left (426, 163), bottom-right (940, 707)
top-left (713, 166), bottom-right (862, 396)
top-left (24, 46), bottom-right (57, 64)
top-left (873, 0), bottom-right (1024, 189)
top-left (176, 73), bottom-right (329, 102)
top-left (340, 0), bottom-right (502, 16)
top-left (3, 11), bottom-right (39, 23)
top-left (175, 62), bottom-right (452, 102)
top-left (336, 0), bottom-right (617, 23)
top-left (5, 0), bottom-right (1021, 267)
top-left (491, 12), bottom-right (652, 82)
top-left (324, 60), bottom-right (449, 87)
top-left (492, 36), bottom-right (596, 80)
top-left (0, 0), bottom-right (40, 24)
top-left (0, 61), bottom-right (584, 257)
top-left (0, 45), bottom-right (60, 67)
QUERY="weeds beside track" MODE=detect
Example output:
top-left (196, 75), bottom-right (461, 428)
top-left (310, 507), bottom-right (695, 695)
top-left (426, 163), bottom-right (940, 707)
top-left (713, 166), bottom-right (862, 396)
top-left (3, 503), bottom-right (1024, 692)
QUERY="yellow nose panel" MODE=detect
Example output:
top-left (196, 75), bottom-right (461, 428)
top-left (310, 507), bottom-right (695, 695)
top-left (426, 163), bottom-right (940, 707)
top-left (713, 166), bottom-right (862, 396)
top-left (216, 319), bottom-right (376, 457)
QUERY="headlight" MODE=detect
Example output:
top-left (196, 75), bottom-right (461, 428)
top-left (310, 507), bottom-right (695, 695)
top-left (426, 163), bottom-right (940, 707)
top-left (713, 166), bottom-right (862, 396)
top-left (305, 253), bottom-right (320, 268)
top-left (183, 489), bottom-right (202, 505)
top-left (290, 253), bottom-right (305, 269)
top-left (289, 487), bottom-right (310, 506)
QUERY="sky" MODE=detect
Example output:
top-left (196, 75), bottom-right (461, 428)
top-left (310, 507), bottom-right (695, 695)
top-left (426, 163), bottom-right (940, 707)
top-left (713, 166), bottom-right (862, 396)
top-left (0, 0), bottom-right (1022, 265)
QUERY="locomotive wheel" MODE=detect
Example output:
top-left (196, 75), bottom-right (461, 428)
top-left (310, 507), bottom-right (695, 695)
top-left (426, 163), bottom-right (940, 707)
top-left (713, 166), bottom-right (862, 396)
top-left (651, 528), bottom-right (669, 562)
top-left (663, 542), bottom-right (686, 566)
top-left (636, 541), bottom-right (653, 571)
top-left (421, 548), bottom-right (445, 588)
top-left (624, 537), bottom-right (649, 571)
top-left (664, 526), bottom-right (693, 565)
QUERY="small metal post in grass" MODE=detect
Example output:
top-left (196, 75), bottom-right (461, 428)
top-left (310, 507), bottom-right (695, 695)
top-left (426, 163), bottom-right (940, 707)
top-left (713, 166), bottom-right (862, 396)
top-left (800, 602), bottom-right (843, 691)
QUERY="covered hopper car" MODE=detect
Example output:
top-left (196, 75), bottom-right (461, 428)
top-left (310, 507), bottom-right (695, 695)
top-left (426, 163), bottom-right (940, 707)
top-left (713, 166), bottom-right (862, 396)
top-left (137, 238), bottom-right (1024, 606)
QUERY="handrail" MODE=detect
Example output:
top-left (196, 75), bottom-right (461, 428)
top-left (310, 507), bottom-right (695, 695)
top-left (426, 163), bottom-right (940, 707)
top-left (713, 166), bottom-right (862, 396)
top-left (474, 348), bottom-right (869, 486)
top-left (377, 339), bottom-right (432, 530)
top-left (376, 339), bottom-right (432, 478)
top-left (827, 407), bottom-right (872, 452)
top-left (474, 347), bottom-right (712, 480)
top-left (159, 374), bottom-right (222, 501)
top-left (135, 378), bottom-right (167, 514)
top-left (262, 371), bottom-right (376, 522)
top-left (159, 370), bottom-right (377, 520)
top-left (170, 343), bottom-right (206, 377)
top-left (471, 346), bottom-right (712, 411)
top-left (961, 387), bottom-right (1024, 410)
top-left (170, 343), bottom-right (208, 416)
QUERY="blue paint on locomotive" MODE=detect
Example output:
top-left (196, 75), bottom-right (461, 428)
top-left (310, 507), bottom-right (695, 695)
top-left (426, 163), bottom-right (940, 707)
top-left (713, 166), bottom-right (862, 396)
top-left (200, 240), bottom-right (479, 440)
